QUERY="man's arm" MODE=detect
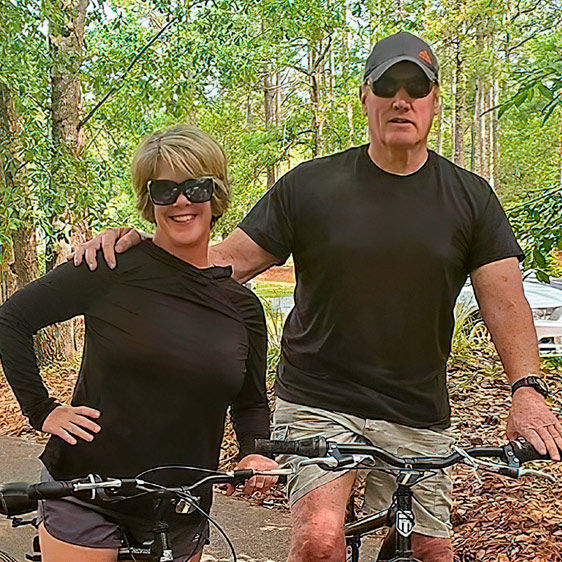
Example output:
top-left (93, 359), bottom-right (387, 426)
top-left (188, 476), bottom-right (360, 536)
top-left (210, 228), bottom-right (279, 283)
top-left (471, 257), bottom-right (562, 459)
top-left (72, 226), bottom-right (278, 283)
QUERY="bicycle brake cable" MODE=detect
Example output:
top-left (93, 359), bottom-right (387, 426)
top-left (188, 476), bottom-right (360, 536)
top-left (453, 446), bottom-right (555, 481)
top-left (139, 480), bottom-right (238, 562)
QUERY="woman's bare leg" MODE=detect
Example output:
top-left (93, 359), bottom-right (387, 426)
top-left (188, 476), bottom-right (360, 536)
top-left (39, 523), bottom-right (118, 562)
top-left (187, 550), bottom-right (203, 562)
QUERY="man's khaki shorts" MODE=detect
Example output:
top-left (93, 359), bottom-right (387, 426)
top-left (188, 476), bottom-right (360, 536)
top-left (272, 398), bottom-right (455, 538)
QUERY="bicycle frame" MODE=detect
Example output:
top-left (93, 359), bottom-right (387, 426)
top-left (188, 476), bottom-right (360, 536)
top-left (344, 471), bottom-right (427, 562)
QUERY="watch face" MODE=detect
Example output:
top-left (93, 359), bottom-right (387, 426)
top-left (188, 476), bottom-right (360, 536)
top-left (528, 376), bottom-right (548, 396)
top-left (512, 376), bottom-right (549, 398)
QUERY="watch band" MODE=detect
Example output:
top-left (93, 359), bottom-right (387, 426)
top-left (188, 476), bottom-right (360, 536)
top-left (511, 376), bottom-right (549, 398)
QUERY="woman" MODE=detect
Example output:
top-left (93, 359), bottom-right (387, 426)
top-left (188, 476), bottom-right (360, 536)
top-left (0, 124), bottom-right (276, 562)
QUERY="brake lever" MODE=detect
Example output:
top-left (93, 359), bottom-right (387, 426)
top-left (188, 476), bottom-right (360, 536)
top-left (301, 454), bottom-right (375, 470)
top-left (518, 467), bottom-right (556, 481)
top-left (251, 468), bottom-right (294, 476)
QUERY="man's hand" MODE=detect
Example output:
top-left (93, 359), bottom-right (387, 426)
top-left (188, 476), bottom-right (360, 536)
top-left (42, 405), bottom-right (102, 446)
top-left (506, 388), bottom-right (562, 460)
top-left (70, 227), bottom-right (142, 270)
top-left (226, 454), bottom-right (279, 496)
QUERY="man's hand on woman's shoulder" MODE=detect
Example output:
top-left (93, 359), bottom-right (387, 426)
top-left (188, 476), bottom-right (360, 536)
top-left (69, 227), bottom-right (143, 270)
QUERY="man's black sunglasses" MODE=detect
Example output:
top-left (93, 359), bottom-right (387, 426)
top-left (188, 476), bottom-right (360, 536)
top-left (367, 75), bottom-right (436, 99)
top-left (147, 177), bottom-right (215, 206)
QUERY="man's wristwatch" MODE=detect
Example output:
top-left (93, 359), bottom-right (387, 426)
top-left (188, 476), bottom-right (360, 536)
top-left (511, 375), bottom-right (549, 399)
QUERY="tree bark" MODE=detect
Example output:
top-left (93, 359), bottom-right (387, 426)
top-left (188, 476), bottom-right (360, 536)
top-left (559, 115), bottom-right (562, 188)
top-left (48, 0), bottom-right (88, 271)
top-left (41, 0), bottom-right (89, 363)
top-left (435, 94), bottom-right (444, 155)
top-left (471, 79), bottom-right (480, 173)
top-left (264, 72), bottom-right (276, 187)
top-left (0, 81), bottom-right (40, 293)
top-left (452, 42), bottom-right (465, 167)
top-left (310, 50), bottom-right (321, 157)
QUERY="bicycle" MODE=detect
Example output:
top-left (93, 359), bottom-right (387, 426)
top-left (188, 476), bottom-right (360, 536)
top-left (0, 465), bottom-right (289, 562)
top-left (255, 437), bottom-right (558, 562)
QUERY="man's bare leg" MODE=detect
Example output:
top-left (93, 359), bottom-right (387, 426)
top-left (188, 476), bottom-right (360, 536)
top-left (287, 472), bottom-right (355, 562)
top-left (411, 534), bottom-right (453, 562)
top-left (377, 527), bottom-right (453, 562)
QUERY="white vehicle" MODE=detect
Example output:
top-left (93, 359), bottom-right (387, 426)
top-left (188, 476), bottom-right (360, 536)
top-left (457, 279), bottom-right (562, 357)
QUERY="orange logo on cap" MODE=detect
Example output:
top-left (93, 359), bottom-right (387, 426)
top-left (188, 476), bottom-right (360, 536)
top-left (419, 50), bottom-right (431, 64)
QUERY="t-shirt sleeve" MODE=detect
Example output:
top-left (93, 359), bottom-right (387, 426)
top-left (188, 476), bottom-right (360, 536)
top-left (466, 187), bottom-right (524, 273)
top-left (239, 173), bottom-right (295, 264)
top-left (0, 257), bottom-right (113, 429)
top-left (230, 293), bottom-right (270, 457)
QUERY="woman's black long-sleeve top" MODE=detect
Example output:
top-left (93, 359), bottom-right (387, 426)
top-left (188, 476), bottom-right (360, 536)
top-left (0, 240), bottom-right (270, 483)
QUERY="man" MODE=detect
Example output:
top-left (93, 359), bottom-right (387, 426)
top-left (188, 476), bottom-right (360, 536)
top-left (74, 32), bottom-right (562, 562)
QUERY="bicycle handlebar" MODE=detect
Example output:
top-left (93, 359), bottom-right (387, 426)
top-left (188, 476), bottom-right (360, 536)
top-left (254, 437), bottom-right (557, 470)
top-left (0, 469), bottom-right (259, 518)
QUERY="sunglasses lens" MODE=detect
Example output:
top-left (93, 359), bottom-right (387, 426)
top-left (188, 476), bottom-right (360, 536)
top-left (371, 76), bottom-right (432, 99)
top-left (406, 78), bottom-right (432, 98)
top-left (372, 77), bottom-right (398, 98)
top-left (186, 178), bottom-right (214, 202)
top-left (148, 178), bottom-right (214, 205)
top-left (148, 180), bottom-right (179, 205)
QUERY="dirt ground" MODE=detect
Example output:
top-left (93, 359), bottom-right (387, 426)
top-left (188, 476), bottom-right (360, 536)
top-left (1, 353), bottom-right (561, 561)
top-left (254, 265), bottom-right (295, 283)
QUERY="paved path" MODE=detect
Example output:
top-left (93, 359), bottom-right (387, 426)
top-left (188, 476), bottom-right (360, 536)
top-left (0, 436), bottom-right (379, 561)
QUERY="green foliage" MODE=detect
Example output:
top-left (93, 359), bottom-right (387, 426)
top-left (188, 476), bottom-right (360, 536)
top-left (507, 187), bottom-right (562, 279)
top-left (1, 0), bottom-right (562, 282)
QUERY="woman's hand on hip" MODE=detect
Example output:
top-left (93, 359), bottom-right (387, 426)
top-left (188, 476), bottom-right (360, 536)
top-left (41, 406), bottom-right (102, 445)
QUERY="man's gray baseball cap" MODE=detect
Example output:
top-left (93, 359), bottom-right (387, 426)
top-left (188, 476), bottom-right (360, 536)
top-left (364, 31), bottom-right (439, 82)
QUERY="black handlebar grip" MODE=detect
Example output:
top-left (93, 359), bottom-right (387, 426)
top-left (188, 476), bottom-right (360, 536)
top-left (26, 481), bottom-right (75, 500)
top-left (255, 437), bottom-right (328, 457)
top-left (508, 440), bottom-right (554, 463)
top-left (0, 482), bottom-right (38, 516)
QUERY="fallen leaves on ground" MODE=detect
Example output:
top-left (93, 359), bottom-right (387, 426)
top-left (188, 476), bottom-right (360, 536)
top-left (1, 352), bottom-right (561, 561)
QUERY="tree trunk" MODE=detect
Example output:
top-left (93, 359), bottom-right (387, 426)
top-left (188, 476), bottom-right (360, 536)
top-left (559, 115), bottom-right (562, 188)
top-left (435, 95), bottom-right (443, 155)
top-left (309, 36), bottom-right (330, 157)
top-left (48, 0), bottom-right (88, 271)
top-left (480, 83), bottom-right (490, 182)
top-left (264, 72), bottom-right (276, 187)
top-left (471, 79), bottom-right (480, 173)
top-left (41, 0), bottom-right (89, 363)
top-left (0, 81), bottom-right (40, 292)
top-left (452, 42), bottom-right (465, 167)
top-left (310, 50), bottom-right (321, 157)
top-left (489, 80), bottom-right (498, 188)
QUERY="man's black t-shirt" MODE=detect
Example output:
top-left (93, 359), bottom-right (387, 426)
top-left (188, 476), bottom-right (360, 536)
top-left (240, 146), bottom-right (523, 428)
top-left (0, 240), bottom-right (269, 480)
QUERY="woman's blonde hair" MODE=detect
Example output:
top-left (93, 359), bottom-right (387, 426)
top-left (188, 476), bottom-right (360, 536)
top-left (131, 124), bottom-right (230, 227)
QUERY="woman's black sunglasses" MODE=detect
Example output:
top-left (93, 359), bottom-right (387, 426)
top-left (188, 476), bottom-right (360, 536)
top-left (368, 75), bottom-right (436, 99)
top-left (147, 177), bottom-right (215, 206)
